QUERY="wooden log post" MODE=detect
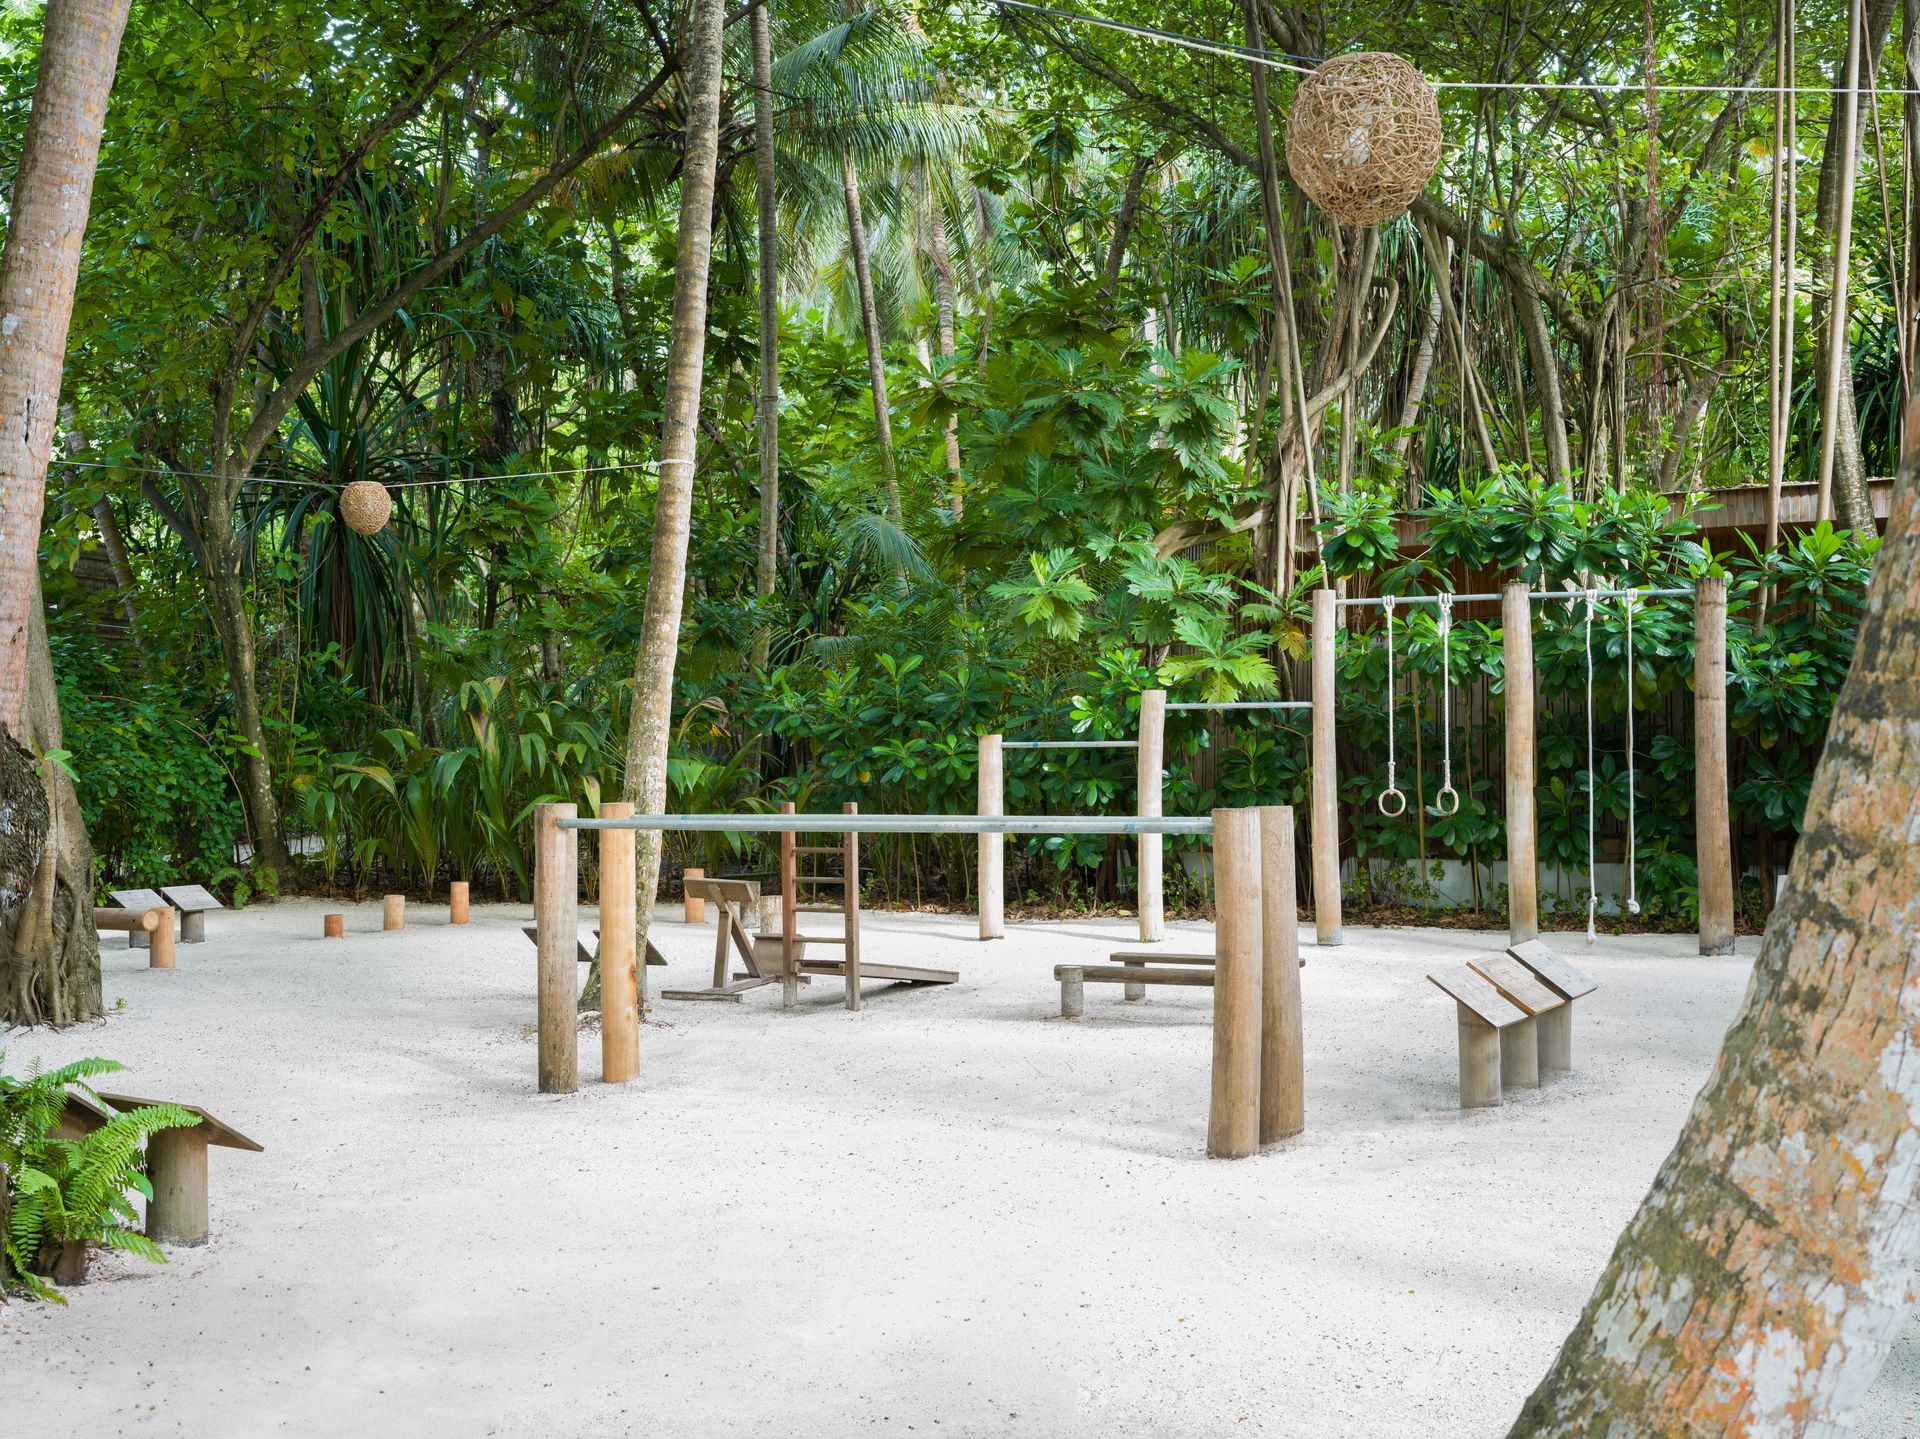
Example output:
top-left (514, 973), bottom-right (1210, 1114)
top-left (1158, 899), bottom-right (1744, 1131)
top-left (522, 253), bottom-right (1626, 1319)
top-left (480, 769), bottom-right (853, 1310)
top-left (93, 906), bottom-right (159, 938)
top-left (382, 894), bottom-right (405, 931)
top-left (1458, 1012), bottom-right (1503, 1109)
top-left (1695, 576), bottom-right (1736, 955)
top-left (323, 913), bottom-right (345, 939)
top-left (1058, 966), bottom-right (1085, 1017)
top-left (599, 801), bottom-right (640, 1085)
top-left (1503, 581), bottom-right (1539, 945)
top-left (144, 1126), bottom-right (210, 1245)
top-left (1258, 805), bottom-right (1305, 1144)
top-left (1207, 807), bottom-right (1263, 1159)
top-left (843, 801), bottom-right (862, 1012)
top-left (1122, 954), bottom-right (1145, 1002)
top-left (683, 866), bottom-right (706, 924)
top-left (1310, 589), bottom-right (1342, 946)
top-left (978, 733), bottom-right (1004, 940)
top-left (534, 802), bottom-right (579, 1094)
top-left (148, 910), bottom-right (176, 970)
top-left (449, 880), bottom-right (470, 925)
top-left (1136, 688), bottom-right (1166, 943)
top-left (779, 800), bottom-right (800, 1008)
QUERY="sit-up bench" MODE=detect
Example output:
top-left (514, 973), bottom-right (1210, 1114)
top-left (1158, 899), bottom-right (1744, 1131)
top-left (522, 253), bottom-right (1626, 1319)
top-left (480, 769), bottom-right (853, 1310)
top-left (1465, 952), bottom-right (1565, 1091)
top-left (1426, 966), bottom-right (1528, 1109)
top-left (1505, 940), bottom-right (1597, 1075)
top-left (56, 1089), bottom-right (263, 1249)
top-left (1055, 952), bottom-right (1215, 1016)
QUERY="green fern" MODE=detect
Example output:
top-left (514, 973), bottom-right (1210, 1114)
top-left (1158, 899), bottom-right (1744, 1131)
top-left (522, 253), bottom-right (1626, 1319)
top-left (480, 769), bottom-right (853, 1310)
top-left (1, 1054), bottom-right (197, 1301)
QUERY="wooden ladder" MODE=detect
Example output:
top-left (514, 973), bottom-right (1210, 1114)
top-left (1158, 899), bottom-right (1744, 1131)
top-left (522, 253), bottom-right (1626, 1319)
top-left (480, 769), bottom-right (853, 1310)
top-left (779, 800), bottom-right (863, 1011)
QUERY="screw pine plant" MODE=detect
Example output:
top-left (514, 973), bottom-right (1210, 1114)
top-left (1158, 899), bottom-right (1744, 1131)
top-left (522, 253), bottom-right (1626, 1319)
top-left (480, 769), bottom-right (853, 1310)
top-left (1, 1056), bottom-right (195, 1301)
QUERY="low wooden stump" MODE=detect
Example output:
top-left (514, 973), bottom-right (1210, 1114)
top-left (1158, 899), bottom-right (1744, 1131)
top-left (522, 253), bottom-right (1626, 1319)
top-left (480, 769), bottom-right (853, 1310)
top-left (323, 913), bottom-right (345, 939)
top-left (683, 867), bottom-right (706, 924)
top-left (382, 894), bottom-right (406, 931)
top-left (1467, 952), bottom-right (1566, 1091)
top-left (1427, 967), bottom-right (1527, 1109)
top-left (98, 1092), bottom-right (264, 1247)
top-left (1507, 939), bottom-right (1597, 1077)
top-left (1058, 966), bottom-right (1085, 1017)
top-left (450, 880), bottom-right (470, 925)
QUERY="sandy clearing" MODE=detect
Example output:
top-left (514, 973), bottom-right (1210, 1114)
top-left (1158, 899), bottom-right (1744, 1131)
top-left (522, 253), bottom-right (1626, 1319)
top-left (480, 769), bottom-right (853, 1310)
top-left (3, 899), bottom-right (1913, 1438)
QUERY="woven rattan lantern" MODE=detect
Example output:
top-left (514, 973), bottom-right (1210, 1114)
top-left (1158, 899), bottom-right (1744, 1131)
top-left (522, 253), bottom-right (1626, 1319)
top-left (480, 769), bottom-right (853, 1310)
top-left (338, 480), bottom-right (393, 537)
top-left (1285, 52), bottom-right (1443, 227)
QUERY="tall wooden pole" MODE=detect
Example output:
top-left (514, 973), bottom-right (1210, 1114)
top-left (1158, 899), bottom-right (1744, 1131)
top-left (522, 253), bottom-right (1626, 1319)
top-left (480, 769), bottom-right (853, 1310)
top-left (1695, 577), bottom-right (1736, 954)
top-left (599, 801), bottom-right (639, 1084)
top-left (843, 800), bottom-right (861, 1011)
top-left (1137, 688), bottom-right (1166, 942)
top-left (1817, 0), bottom-right (1863, 523)
top-left (1503, 582), bottom-right (1539, 944)
top-left (978, 733), bottom-right (1004, 940)
top-left (779, 799), bottom-right (800, 1007)
top-left (534, 802), bottom-right (579, 1094)
top-left (1208, 807), bottom-right (1263, 1158)
top-left (1257, 804), bottom-right (1304, 1144)
top-left (1310, 588), bottom-right (1342, 945)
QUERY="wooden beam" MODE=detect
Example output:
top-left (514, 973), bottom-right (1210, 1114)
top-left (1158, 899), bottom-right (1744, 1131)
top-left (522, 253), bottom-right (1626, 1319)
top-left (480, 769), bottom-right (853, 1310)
top-left (978, 733), bottom-right (1005, 940)
top-left (1310, 589), bottom-right (1342, 945)
top-left (1503, 581), bottom-right (1539, 944)
top-left (1137, 689), bottom-right (1166, 943)
top-left (534, 802), bottom-right (579, 1094)
top-left (1208, 807), bottom-right (1263, 1158)
top-left (599, 801), bottom-right (640, 1085)
top-left (1258, 804), bottom-right (1304, 1144)
top-left (1696, 576), bottom-right (1736, 954)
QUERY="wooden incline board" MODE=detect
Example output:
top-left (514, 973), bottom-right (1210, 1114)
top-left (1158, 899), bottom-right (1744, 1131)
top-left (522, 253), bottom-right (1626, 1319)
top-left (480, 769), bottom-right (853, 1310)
top-left (109, 887), bottom-right (167, 912)
top-left (160, 884), bottom-right (223, 912)
top-left (1507, 939), bottom-right (1598, 1001)
top-left (1466, 953), bottom-right (1565, 1016)
top-left (1427, 967), bottom-right (1527, 1029)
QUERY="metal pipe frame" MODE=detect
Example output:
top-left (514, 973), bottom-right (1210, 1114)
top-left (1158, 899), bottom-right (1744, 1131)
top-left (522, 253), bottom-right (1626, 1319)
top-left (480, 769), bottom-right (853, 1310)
top-left (1166, 700), bottom-right (1313, 712)
top-left (1003, 739), bottom-right (1139, 749)
top-left (558, 813), bottom-right (1214, 837)
top-left (1336, 586), bottom-right (1693, 609)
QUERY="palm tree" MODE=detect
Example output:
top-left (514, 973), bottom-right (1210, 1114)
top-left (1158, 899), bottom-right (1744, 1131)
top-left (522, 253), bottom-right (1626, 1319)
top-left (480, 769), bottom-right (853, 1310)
top-left (751, 0), bottom-right (781, 665)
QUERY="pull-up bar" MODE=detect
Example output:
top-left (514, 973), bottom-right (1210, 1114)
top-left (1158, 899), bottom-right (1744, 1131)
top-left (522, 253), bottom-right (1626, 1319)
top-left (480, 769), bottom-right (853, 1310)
top-left (1003, 738), bottom-right (1140, 750)
top-left (557, 812), bottom-right (1211, 836)
top-left (1167, 700), bottom-right (1312, 712)
top-left (1337, 586), bottom-right (1694, 608)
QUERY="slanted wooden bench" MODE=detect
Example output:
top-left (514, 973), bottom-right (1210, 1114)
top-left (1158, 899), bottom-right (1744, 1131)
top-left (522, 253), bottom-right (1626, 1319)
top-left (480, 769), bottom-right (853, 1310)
top-left (62, 1090), bottom-right (263, 1248)
top-left (160, 884), bottom-right (223, 943)
top-left (1466, 952), bottom-right (1565, 1091)
top-left (1506, 940), bottom-right (1597, 1076)
top-left (1427, 966), bottom-right (1528, 1109)
top-left (519, 925), bottom-right (669, 968)
top-left (663, 878), bottom-right (784, 1002)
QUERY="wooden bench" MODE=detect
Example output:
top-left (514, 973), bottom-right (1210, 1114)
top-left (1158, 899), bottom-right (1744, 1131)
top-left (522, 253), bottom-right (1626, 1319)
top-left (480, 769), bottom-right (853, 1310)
top-left (1466, 952), bottom-right (1565, 1091)
top-left (160, 884), bottom-right (223, 944)
top-left (1427, 966), bottom-right (1528, 1108)
top-left (1506, 940), bottom-right (1597, 1076)
top-left (1055, 959), bottom-right (1214, 1017)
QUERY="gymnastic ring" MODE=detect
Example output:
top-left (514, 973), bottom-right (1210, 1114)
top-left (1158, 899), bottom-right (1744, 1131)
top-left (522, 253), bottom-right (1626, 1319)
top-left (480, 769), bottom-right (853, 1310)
top-left (1434, 785), bottom-right (1460, 816)
top-left (1377, 788), bottom-right (1407, 818)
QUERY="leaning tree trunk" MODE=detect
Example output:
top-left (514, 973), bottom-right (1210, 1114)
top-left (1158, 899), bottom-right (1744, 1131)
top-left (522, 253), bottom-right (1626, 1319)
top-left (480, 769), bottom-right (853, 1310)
top-left (622, 0), bottom-right (726, 946)
top-left (1511, 429), bottom-right (1920, 1432)
top-left (0, 578), bottom-right (101, 1028)
top-left (0, 0), bottom-right (132, 732)
top-left (750, 0), bottom-right (779, 670)
top-left (841, 156), bottom-right (902, 526)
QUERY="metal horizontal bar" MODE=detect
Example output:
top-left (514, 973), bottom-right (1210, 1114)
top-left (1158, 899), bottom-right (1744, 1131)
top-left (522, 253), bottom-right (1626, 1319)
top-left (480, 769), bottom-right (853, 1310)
top-left (1338, 592), bottom-right (1504, 606)
top-left (1337, 586), bottom-right (1693, 609)
top-left (1003, 739), bottom-right (1139, 749)
top-left (558, 812), bottom-right (1215, 836)
top-left (1166, 700), bottom-right (1313, 711)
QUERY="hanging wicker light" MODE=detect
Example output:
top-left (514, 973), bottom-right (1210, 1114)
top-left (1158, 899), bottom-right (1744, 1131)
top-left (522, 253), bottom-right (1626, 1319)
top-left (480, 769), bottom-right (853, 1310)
top-left (338, 480), bottom-right (393, 537)
top-left (1285, 52), bottom-right (1443, 227)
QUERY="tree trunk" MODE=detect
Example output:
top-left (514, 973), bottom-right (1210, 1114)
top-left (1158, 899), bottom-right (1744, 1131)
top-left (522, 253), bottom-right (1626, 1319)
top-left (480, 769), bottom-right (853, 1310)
top-left (841, 155), bottom-right (902, 525)
top-left (1103, 153), bottom-right (1152, 292)
top-left (0, 0), bottom-right (132, 733)
top-left (1392, 273), bottom-right (1443, 474)
top-left (924, 169), bottom-right (963, 502)
top-left (1511, 433), bottom-right (1920, 1432)
top-left (751, 0), bottom-right (778, 669)
top-left (623, 0), bottom-right (725, 945)
top-left (197, 503), bottom-right (289, 872)
top-left (0, 577), bottom-right (100, 1029)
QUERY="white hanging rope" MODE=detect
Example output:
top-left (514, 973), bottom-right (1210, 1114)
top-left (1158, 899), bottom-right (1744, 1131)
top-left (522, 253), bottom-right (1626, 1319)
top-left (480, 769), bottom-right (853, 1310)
top-left (1378, 596), bottom-right (1407, 817)
top-left (1623, 588), bottom-right (1641, 916)
top-left (1434, 592), bottom-right (1460, 816)
top-left (1582, 589), bottom-right (1599, 944)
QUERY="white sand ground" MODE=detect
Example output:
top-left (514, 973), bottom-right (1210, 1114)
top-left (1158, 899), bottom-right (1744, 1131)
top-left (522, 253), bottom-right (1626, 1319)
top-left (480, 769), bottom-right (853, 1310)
top-left (2, 899), bottom-right (1914, 1438)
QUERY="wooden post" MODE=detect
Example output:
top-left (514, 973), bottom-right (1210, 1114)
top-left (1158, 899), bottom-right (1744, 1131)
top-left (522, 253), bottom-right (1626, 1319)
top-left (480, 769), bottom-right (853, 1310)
top-left (1310, 589), bottom-right (1342, 946)
top-left (148, 910), bottom-right (176, 970)
top-left (1059, 966), bottom-right (1085, 1017)
top-left (779, 801), bottom-right (800, 1008)
top-left (1503, 581), bottom-right (1539, 945)
top-left (449, 880), bottom-right (470, 925)
top-left (978, 733), bottom-right (1004, 940)
top-left (683, 866), bottom-right (706, 924)
top-left (382, 894), bottom-right (405, 931)
top-left (843, 801), bottom-right (861, 1012)
top-left (1122, 954), bottom-right (1145, 1002)
top-left (599, 801), bottom-right (640, 1085)
top-left (1695, 576), bottom-right (1735, 955)
top-left (1258, 805), bottom-right (1304, 1144)
top-left (1501, 1015), bottom-right (1541, 1090)
top-left (1537, 1004), bottom-right (1574, 1077)
top-left (1137, 688), bottom-right (1166, 942)
top-left (323, 913), bottom-right (344, 939)
top-left (178, 910), bottom-right (208, 944)
top-left (144, 1127), bottom-right (210, 1245)
top-left (534, 802), bottom-right (579, 1094)
top-left (1208, 807), bottom-right (1263, 1159)
top-left (1457, 1013), bottom-right (1503, 1109)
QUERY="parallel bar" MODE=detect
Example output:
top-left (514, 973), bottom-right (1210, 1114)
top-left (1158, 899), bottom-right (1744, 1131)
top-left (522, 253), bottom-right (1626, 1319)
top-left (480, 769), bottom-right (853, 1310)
top-left (1166, 700), bottom-right (1313, 711)
top-left (559, 813), bottom-right (1215, 836)
top-left (1004, 739), bottom-right (1139, 750)
top-left (1336, 586), bottom-right (1693, 608)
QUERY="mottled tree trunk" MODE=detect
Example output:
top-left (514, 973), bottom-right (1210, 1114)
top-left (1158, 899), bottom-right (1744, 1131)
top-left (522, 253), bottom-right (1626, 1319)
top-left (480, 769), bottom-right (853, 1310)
top-left (0, 580), bottom-right (100, 1028)
top-left (198, 502), bottom-right (289, 871)
top-left (623, 0), bottom-right (725, 940)
top-left (1511, 443), bottom-right (1920, 1433)
top-left (841, 156), bottom-right (902, 525)
top-left (924, 170), bottom-right (963, 504)
top-left (0, 0), bottom-right (131, 731)
top-left (751, 0), bottom-right (779, 669)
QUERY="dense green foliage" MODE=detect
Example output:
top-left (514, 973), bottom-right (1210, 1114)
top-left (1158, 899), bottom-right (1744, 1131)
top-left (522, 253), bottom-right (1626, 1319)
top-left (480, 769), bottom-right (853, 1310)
top-left (10, 0), bottom-right (1892, 921)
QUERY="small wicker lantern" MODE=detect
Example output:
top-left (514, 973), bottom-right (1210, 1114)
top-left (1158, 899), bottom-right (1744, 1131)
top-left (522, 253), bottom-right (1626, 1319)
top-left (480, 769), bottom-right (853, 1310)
top-left (338, 480), bottom-right (393, 537)
top-left (1285, 52), bottom-right (1443, 227)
